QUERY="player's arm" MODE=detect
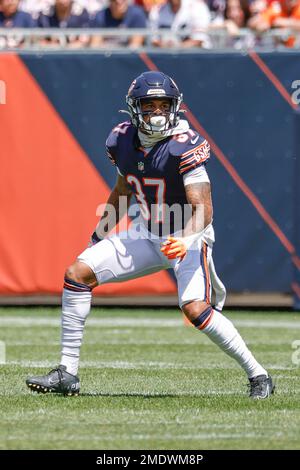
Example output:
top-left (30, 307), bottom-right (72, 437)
top-left (90, 174), bottom-right (133, 244)
top-left (161, 182), bottom-right (212, 260)
top-left (183, 182), bottom-right (213, 237)
top-left (161, 133), bottom-right (212, 261)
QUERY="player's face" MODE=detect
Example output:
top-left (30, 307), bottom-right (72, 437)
top-left (140, 98), bottom-right (172, 123)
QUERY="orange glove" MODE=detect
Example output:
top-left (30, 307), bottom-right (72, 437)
top-left (160, 236), bottom-right (187, 261)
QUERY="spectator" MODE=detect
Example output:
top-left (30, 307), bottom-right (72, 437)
top-left (248, 0), bottom-right (300, 46)
top-left (90, 0), bottom-right (147, 49)
top-left (38, 0), bottom-right (90, 48)
top-left (273, 0), bottom-right (300, 30)
top-left (77, 0), bottom-right (108, 14)
top-left (248, 0), bottom-right (267, 16)
top-left (0, 0), bottom-right (36, 48)
top-left (206, 0), bottom-right (226, 23)
top-left (0, 0), bottom-right (36, 26)
top-left (248, 0), bottom-right (300, 32)
top-left (225, 0), bottom-right (251, 33)
top-left (39, 0), bottom-right (89, 28)
top-left (149, 0), bottom-right (211, 48)
top-left (134, 0), bottom-right (165, 15)
top-left (19, 0), bottom-right (53, 20)
top-left (208, 0), bottom-right (253, 48)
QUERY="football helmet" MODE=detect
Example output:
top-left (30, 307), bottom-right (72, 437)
top-left (126, 71), bottom-right (183, 134)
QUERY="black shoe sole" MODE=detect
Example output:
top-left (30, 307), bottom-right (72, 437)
top-left (26, 382), bottom-right (79, 397)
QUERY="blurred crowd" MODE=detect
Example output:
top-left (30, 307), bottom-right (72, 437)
top-left (0, 0), bottom-right (300, 48)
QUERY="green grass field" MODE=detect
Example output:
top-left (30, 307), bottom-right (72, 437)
top-left (0, 307), bottom-right (300, 450)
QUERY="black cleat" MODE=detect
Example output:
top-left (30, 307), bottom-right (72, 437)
top-left (248, 374), bottom-right (275, 399)
top-left (26, 365), bottom-right (80, 396)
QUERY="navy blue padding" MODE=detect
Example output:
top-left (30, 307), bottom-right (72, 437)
top-left (64, 277), bottom-right (92, 292)
top-left (192, 307), bottom-right (212, 328)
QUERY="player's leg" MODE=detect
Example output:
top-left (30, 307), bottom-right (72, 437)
top-left (60, 235), bottom-right (167, 376)
top-left (26, 233), bottom-right (167, 395)
top-left (25, 261), bottom-right (96, 395)
top-left (175, 241), bottom-right (275, 399)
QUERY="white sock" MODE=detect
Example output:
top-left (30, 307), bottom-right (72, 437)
top-left (202, 310), bottom-right (268, 378)
top-left (60, 286), bottom-right (92, 376)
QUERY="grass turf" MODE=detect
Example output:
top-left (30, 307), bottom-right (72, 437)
top-left (0, 307), bottom-right (299, 450)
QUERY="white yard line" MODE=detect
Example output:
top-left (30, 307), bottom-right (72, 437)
top-left (6, 360), bottom-right (294, 371)
top-left (131, 432), bottom-right (285, 440)
top-left (5, 340), bottom-right (295, 346)
top-left (6, 360), bottom-right (237, 369)
top-left (1, 316), bottom-right (300, 329)
top-left (3, 431), bottom-right (288, 442)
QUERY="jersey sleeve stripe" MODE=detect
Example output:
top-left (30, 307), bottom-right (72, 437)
top-left (179, 153), bottom-right (204, 167)
top-left (179, 157), bottom-right (209, 175)
top-left (181, 140), bottom-right (208, 158)
top-left (180, 154), bottom-right (210, 169)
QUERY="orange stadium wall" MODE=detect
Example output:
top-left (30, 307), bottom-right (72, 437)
top-left (0, 51), bottom-right (299, 304)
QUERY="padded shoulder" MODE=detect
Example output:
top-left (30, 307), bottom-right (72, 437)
top-left (169, 130), bottom-right (207, 157)
top-left (168, 130), bottom-right (210, 176)
top-left (105, 121), bottom-right (133, 165)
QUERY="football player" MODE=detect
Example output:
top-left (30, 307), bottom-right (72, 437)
top-left (26, 71), bottom-right (274, 399)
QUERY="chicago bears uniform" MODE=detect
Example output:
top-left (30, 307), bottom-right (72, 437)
top-left (26, 71), bottom-right (274, 400)
top-left (106, 121), bottom-right (210, 237)
top-left (78, 118), bottom-right (224, 309)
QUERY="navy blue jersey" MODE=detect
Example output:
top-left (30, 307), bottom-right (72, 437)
top-left (38, 8), bottom-right (89, 28)
top-left (90, 5), bottom-right (147, 29)
top-left (0, 10), bottom-right (36, 27)
top-left (90, 5), bottom-right (147, 46)
top-left (106, 121), bottom-right (210, 236)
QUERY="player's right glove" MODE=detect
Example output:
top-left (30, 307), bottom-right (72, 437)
top-left (160, 236), bottom-right (187, 261)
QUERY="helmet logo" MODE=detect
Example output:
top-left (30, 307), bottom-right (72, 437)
top-left (147, 89), bottom-right (166, 95)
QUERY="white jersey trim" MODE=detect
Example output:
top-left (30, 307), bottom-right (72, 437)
top-left (183, 164), bottom-right (210, 186)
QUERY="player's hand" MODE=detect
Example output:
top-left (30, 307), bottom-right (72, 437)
top-left (88, 231), bottom-right (103, 248)
top-left (160, 236), bottom-right (187, 261)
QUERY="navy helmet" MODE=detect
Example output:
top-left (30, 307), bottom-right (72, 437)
top-left (126, 71), bottom-right (183, 134)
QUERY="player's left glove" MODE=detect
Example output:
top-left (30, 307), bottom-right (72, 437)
top-left (88, 231), bottom-right (103, 247)
top-left (160, 236), bottom-right (187, 261)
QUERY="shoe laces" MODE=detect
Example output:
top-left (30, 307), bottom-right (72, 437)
top-left (48, 366), bottom-right (65, 384)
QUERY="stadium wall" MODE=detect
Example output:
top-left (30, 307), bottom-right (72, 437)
top-left (0, 51), bottom-right (299, 305)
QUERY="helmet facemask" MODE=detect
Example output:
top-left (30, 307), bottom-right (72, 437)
top-left (126, 94), bottom-right (183, 135)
